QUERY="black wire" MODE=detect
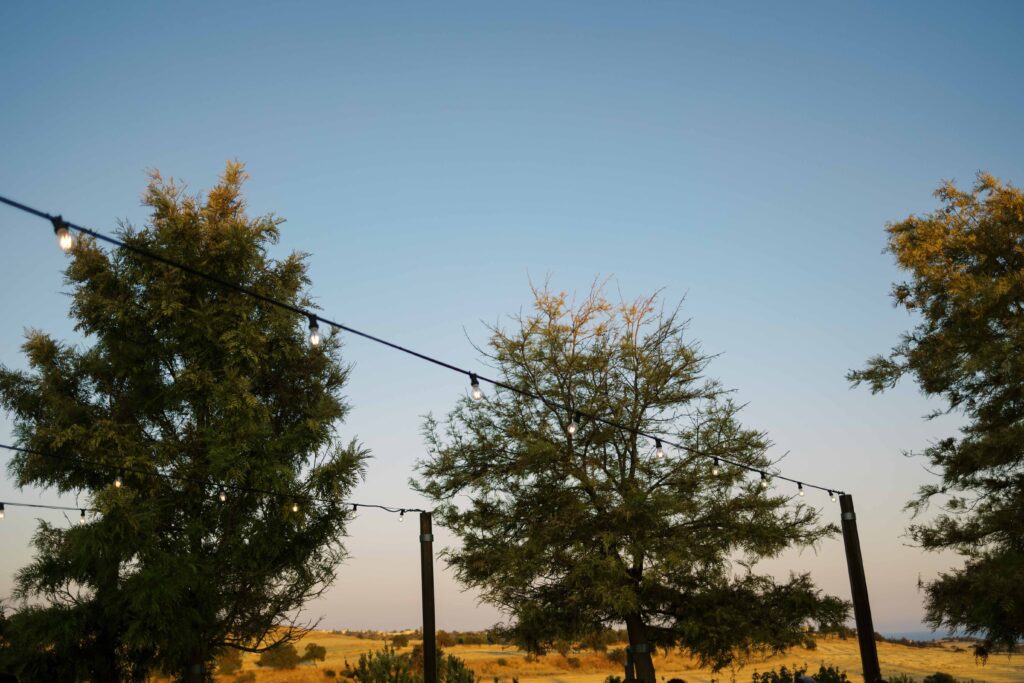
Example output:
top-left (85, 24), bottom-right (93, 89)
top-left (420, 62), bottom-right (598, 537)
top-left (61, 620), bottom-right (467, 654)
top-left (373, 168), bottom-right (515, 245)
top-left (0, 443), bottom-right (425, 515)
top-left (0, 500), bottom-right (94, 513)
top-left (0, 194), bottom-right (847, 496)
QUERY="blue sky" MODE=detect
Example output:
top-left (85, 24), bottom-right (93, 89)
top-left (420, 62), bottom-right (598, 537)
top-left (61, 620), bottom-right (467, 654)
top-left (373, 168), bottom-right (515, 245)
top-left (1, 1), bottom-right (1023, 634)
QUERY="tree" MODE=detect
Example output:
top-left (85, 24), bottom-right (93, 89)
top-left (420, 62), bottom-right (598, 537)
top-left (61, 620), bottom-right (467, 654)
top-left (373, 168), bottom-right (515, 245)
top-left (302, 642), bottom-right (327, 664)
top-left (0, 163), bottom-right (368, 681)
top-left (414, 282), bottom-right (847, 680)
top-left (849, 173), bottom-right (1024, 654)
top-left (256, 642), bottom-right (301, 669)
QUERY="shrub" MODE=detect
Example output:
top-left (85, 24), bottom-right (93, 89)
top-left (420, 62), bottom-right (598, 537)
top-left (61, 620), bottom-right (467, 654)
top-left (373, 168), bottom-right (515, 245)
top-left (605, 677), bottom-right (623, 683)
top-left (393, 634), bottom-right (411, 648)
top-left (257, 642), bottom-right (302, 669)
top-left (813, 666), bottom-right (849, 683)
top-left (606, 648), bottom-right (627, 666)
top-left (304, 642), bottom-right (328, 664)
top-left (751, 665), bottom-right (848, 683)
top-left (355, 645), bottom-right (417, 683)
top-left (923, 674), bottom-right (958, 683)
top-left (217, 647), bottom-right (243, 675)
top-left (443, 653), bottom-right (476, 683)
top-left (566, 657), bottom-right (581, 669)
top-left (887, 675), bottom-right (917, 683)
top-left (496, 658), bottom-right (508, 667)
top-left (325, 671), bottom-right (337, 679)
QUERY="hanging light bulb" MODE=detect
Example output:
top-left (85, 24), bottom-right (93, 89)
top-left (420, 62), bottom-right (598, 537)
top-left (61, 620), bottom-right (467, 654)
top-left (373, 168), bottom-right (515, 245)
top-left (829, 490), bottom-right (837, 503)
top-left (217, 487), bottom-right (227, 503)
top-left (711, 457), bottom-right (720, 476)
top-left (655, 439), bottom-right (666, 460)
top-left (114, 473), bottom-right (123, 489)
top-left (292, 502), bottom-right (300, 513)
top-left (760, 471), bottom-right (769, 488)
top-left (52, 216), bottom-right (73, 252)
top-left (79, 509), bottom-right (86, 524)
top-left (469, 373), bottom-right (483, 401)
top-left (0, 503), bottom-right (5, 520)
top-left (399, 510), bottom-right (405, 522)
top-left (567, 412), bottom-right (579, 436)
top-left (308, 315), bottom-right (321, 348)
top-left (798, 482), bottom-right (805, 496)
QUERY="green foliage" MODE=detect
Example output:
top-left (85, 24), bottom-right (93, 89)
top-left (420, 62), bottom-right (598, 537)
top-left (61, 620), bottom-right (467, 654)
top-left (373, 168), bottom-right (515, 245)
top-left (257, 642), bottom-right (302, 669)
top-left (0, 164), bottom-right (368, 678)
top-left (325, 669), bottom-right (337, 678)
top-left (217, 646), bottom-right (244, 674)
top-left (887, 675), bottom-right (917, 683)
top-left (850, 173), bottom-right (1024, 651)
top-left (415, 283), bottom-right (848, 677)
top-left (353, 645), bottom-right (475, 683)
top-left (392, 634), bottom-right (411, 648)
top-left (605, 676), bottom-right (624, 683)
top-left (751, 664), bottom-right (848, 683)
top-left (922, 674), bottom-right (958, 683)
top-left (304, 642), bottom-right (328, 664)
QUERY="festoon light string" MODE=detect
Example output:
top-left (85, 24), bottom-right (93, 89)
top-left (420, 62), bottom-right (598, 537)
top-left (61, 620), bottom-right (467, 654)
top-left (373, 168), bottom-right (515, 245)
top-left (0, 194), bottom-right (846, 501)
top-left (0, 443), bottom-right (424, 521)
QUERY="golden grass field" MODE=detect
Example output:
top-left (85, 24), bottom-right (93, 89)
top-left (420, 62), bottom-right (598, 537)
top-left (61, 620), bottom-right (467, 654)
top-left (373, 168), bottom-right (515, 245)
top-left (207, 632), bottom-right (1024, 683)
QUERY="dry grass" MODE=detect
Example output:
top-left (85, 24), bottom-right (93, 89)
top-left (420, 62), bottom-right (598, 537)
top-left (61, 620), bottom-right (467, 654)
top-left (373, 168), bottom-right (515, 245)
top-left (198, 632), bottom-right (1023, 683)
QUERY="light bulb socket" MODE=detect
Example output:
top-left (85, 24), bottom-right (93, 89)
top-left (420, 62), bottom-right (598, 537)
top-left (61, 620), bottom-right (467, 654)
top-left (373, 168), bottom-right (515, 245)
top-left (308, 316), bottom-right (321, 347)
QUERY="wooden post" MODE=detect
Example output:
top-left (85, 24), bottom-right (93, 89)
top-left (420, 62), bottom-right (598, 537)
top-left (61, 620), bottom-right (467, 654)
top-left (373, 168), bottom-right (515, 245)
top-left (420, 511), bottom-right (438, 683)
top-left (839, 494), bottom-right (883, 683)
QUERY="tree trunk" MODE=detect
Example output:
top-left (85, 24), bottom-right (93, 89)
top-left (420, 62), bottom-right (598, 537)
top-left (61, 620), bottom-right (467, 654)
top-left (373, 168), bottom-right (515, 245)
top-left (625, 613), bottom-right (656, 683)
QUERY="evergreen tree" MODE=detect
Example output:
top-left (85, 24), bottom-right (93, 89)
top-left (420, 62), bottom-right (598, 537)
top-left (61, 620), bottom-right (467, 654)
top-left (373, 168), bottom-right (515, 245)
top-left (414, 283), bottom-right (847, 680)
top-left (849, 173), bottom-right (1024, 654)
top-left (0, 163), bottom-right (368, 681)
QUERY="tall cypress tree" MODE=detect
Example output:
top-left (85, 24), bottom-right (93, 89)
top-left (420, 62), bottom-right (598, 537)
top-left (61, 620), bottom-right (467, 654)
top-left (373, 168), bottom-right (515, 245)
top-left (414, 283), bottom-right (847, 680)
top-left (850, 173), bottom-right (1024, 655)
top-left (0, 163), bottom-right (368, 681)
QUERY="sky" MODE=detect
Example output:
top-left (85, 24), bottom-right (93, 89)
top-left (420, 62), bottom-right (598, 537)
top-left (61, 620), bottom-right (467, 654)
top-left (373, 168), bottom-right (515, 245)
top-left (1, 1), bottom-right (1023, 636)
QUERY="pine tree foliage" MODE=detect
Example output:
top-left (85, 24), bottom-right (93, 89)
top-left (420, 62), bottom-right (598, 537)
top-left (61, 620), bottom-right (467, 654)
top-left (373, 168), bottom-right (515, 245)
top-left (0, 163), bottom-right (368, 681)
top-left (414, 282), bottom-right (847, 678)
top-left (849, 173), bottom-right (1024, 654)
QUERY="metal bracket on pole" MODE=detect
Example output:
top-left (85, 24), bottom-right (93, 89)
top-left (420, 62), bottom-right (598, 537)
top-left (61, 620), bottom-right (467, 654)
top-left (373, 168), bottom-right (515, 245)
top-left (839, 494), bottom-right (883, 683)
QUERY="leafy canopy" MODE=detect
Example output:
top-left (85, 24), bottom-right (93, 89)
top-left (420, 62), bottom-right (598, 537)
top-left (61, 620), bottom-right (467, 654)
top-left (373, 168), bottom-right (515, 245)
top-left (415, 282), bottom-right (847, 676)
top-left (0, 163), bottom-right (368, 681)
top-left (849, 173), bottom-right (1024, 653)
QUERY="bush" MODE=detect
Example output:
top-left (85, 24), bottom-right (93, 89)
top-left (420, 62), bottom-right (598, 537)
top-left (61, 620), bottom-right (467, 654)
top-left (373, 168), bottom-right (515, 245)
top-left (304, 642), bottom-right (328, 665)
top-left (887, 675), bottom-right (917, 683)
top-left (257, 642), bottom-right (302, 669)
top-left (923, 674), bottom-right (958, 683)
top-left (393, 634), bottom-right (411, 648)
top-left (751, 665), bottom-right (849, 683)
top-left (443, 653), bottom-right (476, 683)
top-left (566, 657), bottom-right (581, 669)
top-left (496, 658), bottom-right (508, 667)
top-left (356, 645), bottom-right (418, 683)
top-left (325, 671), bottom-right (337, 679)
top-left (605, 677), bottom-right (623, 683)
top-left (217, 647), bottom-right (243, 675)
top-left (606, 648), bottom-right (627, 666)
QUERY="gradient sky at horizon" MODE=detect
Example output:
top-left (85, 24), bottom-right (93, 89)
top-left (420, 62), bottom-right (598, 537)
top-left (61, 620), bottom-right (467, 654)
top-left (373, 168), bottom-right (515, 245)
top-left (2, 1), bottom-right (1023, 634)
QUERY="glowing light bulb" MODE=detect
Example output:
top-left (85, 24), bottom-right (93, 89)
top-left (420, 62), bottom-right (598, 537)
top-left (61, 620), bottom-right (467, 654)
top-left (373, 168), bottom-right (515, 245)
top-left (218, 488), bottom-right (227, 503)
top-left (469, 373), bottom-right (483, 401)
top-left (829, 490), bottom-right (837, 503)
top-left (760, 472), bottom-right (769, 488)
top-left (308, 316), bottom-right (321, 348)
top-left (53, 216), bottom-right (73, 252)
top-left (711, 458), bottom-right (720, 476)
top-left (399, 510), bottom-right (405, 522)
top-left (567, 413), bottom-right (579, 436)
top-left (798, 482), bottom-right (805, 496)
top-left (114, 473), bottom-right (123, 489)
top-left (0, 503), bottom-right (5, 520)
top-left (292, 502), bottom-right (299, 513)
top-left (655, 439), bottom-right (665, 460)
top-left (79, 509), bottom-right (86, 524)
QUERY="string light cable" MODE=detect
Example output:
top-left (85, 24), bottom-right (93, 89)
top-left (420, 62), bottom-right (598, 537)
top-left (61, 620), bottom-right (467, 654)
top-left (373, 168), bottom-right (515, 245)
top-left (0, 194), bottom-right (847, 498)
top-left (0, 443), bottom-right (425, 517)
